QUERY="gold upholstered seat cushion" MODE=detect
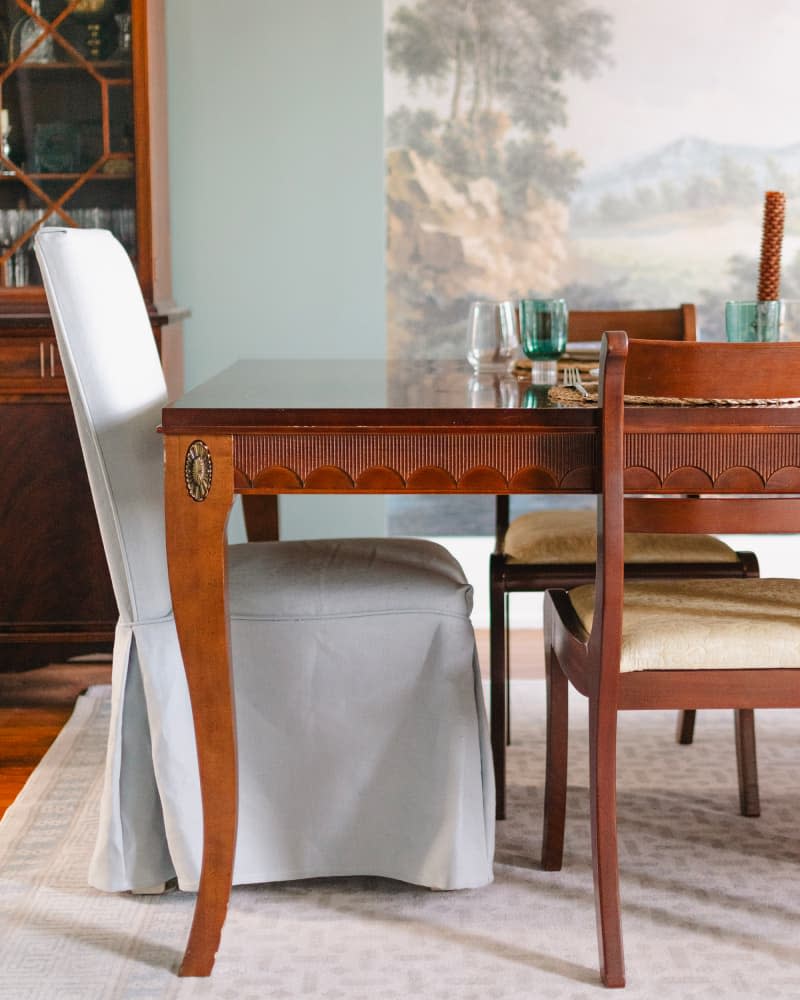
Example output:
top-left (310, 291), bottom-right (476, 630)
top-left (503, 509), bottom-right (740, 565)
top-left (568, 578), bottom-right (800, 672)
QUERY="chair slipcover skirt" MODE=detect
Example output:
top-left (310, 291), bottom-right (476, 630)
top-left (90, 538), bottom-right (495, 893)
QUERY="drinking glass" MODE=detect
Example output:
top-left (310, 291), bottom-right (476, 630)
top-left (725, 300), bottom-right (780, 342)
top-left (519, 298), bottom-right (568, 383)
top-left (466, 299), bottom-right (519, 372)
top-left (111, 206), bottom-right (136, 256)
top-left (113, 13), bottom-right (132, 60)
top-left (777, 300), bottom-right (800, 341)
top-left (0, 210), bottom-right (12, 286)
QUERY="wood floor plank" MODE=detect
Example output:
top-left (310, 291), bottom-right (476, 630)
top-left (0, 661), bottom-right (111, 819)
top-left (474, 628), bottom-right (544, 680)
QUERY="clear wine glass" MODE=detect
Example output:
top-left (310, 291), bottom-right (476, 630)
top-left (466, 299), bottom-right (519, 373)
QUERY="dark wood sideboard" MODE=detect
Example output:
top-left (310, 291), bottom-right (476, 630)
top-left (0, 307), bottom-right (183, 671)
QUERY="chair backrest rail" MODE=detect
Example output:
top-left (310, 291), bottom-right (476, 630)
top-left (623, 497), bottom-right (800, 534)
top-left (623, 337), bottom-right (800, 400)
top-left (568, 305), bottom-right (696, 343)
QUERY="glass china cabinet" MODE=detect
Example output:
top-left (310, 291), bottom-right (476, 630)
top-left (0, 0), bottom-right (184, 672)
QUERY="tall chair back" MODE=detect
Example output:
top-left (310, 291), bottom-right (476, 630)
top-left (567, 304), bottom-right (697, 343)
top-left (35, 227), bottom-right (171, 624)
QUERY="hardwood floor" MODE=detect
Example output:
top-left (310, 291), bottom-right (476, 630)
top-left (0, 660), bottom-right (112, 818)
top-left (475, 627), bottom-right (545, 680)
top-left (0, 630), bottom-right (544, 821)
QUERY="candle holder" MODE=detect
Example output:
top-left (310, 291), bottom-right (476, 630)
top-left (71, 0), bottom-right (116, 61)
top-left (757, 190), bottom-right (785, 302)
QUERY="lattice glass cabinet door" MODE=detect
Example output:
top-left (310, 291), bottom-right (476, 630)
top-left (0, 0), bottom-right (140, 291)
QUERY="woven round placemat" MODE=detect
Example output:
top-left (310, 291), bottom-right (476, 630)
top-left (548, 384), bottom-right (800, 407)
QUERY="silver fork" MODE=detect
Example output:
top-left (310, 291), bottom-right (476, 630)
top-left (561, 365), bottom-right (590, 398)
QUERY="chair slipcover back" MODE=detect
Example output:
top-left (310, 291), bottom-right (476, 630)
top-left (36, 227), bottom-right (170, 624)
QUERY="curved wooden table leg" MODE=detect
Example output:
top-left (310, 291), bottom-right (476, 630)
top-left (165, 433), bottom-right (236, 977)
top-left (242, 494), bottom-right (279, 542)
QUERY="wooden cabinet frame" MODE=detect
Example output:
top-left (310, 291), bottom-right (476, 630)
top-left (0, 0), bottom-right (184, 671)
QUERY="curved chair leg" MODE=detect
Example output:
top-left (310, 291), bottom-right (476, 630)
top-left (735, 708), bottom-right (760, 817)
top-left (589, 697), bottom-right (625, 989)
top-left (542, 643), bottom-right (568, 871)
top-left (489, 559), bottom-right (507, 820)
top-left (676, 709), bottom-right (696, 744)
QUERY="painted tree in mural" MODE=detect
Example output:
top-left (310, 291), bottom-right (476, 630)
top-left (385, 0), bottom-right (612, 355)
top-left (387, 0), bottom-right (610, 209)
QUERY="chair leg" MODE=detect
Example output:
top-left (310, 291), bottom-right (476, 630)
top-left (734, 708), bottom-right (760, 818)
top-left (542, 643), bottom-right (568, 871)
top-left (489, 563), bottom-right (507, 820)
top-left (589, 697), bottom-right (625, 989)
top-left (505, 592), bottom-right (511, 747)
top-left (676, 709), bottom-right (696, 744)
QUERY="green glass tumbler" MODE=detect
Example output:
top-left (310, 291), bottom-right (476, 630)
top-left (520, 298), bottom-right (568, 383)
top-left (725, 300), bottom-right (781, 342)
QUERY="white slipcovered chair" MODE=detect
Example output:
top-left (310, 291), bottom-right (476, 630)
top-left (34, 227), bottom-right (494, 894)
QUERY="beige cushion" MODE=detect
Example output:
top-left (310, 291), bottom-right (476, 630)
top-left (504, 509), bottom-right (740, 565)
top-left (569, 578), bottom-right (800, 671)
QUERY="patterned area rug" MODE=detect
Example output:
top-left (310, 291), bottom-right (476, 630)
top-left (1, 684), bottom-right (799, 998)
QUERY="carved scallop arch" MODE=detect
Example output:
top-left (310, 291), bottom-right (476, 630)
top-left (625, 431), bottom-right (800, 487)
top-left (233, 431), bottom-right (599, 492)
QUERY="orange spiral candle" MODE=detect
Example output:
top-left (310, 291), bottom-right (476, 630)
top-left (757, 190), bottom-right (786, 301)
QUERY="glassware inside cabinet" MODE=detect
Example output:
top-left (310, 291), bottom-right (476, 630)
top-left (9, 0), bottom-right (54, 63)
top-left (0, 0), bottom-right (136, 288)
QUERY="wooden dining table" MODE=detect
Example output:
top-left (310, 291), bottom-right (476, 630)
top-left (160, 356), bottom-right (799, 976)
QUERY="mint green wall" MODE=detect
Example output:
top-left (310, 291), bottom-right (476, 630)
top-left (164, 0), bottom-right (386, 539)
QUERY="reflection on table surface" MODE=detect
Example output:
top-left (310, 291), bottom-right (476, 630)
top-left (168, 358), bottom-right (579, 416)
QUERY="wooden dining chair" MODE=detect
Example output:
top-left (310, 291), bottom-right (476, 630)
top-left (541, 332), bottom-right (800, 987)
top-left (490, 305), bottom-right (760, 819)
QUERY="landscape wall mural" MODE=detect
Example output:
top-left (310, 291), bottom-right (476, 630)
top-left (384, 0), bottom-right (800, 533)
top-left (384, 0), bottom-right (800, 357)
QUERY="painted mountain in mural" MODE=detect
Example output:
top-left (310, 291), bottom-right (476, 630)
top-left (572, 135), bottom-right (800, 226)
top-left (562, 136), bottom-right (800, 338)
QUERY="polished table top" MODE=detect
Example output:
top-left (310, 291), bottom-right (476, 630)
top-left (163, 358), bottom-right (800, 434)
top-left (162, 359), bottom-right (594, 430)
